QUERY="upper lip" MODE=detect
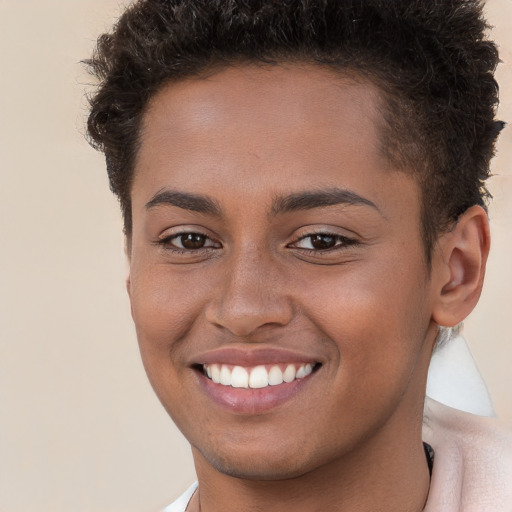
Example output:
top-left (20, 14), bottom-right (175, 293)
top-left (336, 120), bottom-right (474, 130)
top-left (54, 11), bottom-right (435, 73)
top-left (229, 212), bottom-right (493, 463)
top-left (192, 347), bottom-right (323, 367)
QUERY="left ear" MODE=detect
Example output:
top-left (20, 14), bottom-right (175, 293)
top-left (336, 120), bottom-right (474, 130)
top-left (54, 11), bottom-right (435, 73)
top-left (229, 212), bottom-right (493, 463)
top-left (431, 205), bottom-right (490, 327)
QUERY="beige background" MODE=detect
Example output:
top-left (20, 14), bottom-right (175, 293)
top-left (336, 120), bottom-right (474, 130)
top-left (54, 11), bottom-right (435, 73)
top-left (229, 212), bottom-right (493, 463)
top-left (0, 1), bottom-right (510, 511)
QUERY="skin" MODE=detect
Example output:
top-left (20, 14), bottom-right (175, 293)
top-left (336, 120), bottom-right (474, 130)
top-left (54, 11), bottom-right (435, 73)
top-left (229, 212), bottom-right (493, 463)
top-left (126, 64), bottom-right (489, 511)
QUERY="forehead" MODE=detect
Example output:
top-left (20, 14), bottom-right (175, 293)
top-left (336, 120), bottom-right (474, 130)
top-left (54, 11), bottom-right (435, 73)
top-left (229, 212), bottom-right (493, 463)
top-left (139, 65), bottom-right (389, 178)
top-left (134, 64), bottom-right (417, 220)
top-left (143, 63), bottom-right (382, 129)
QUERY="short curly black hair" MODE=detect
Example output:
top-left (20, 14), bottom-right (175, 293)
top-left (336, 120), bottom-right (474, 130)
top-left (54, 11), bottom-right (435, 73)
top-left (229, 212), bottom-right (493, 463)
top-left (86, 0), bottom-right (503, 257)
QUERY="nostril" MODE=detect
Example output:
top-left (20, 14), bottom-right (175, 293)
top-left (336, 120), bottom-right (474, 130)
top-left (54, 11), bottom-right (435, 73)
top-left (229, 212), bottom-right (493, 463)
top-left (204, 298), bottom-right (294, 337)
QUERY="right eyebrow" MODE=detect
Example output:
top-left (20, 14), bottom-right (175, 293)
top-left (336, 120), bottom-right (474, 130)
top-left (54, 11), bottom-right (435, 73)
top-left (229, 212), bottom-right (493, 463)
top-left (270, 187), bottom-right (383, 217)
top-left (145, 189), bottom-right (222, 216)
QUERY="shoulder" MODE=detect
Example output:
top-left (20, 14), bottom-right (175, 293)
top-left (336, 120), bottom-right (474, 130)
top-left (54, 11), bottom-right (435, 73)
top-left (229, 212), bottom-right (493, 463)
top-left (161, 483), bottom-right (198, 512)
top-left (423, 397), bottom-right (512, 512)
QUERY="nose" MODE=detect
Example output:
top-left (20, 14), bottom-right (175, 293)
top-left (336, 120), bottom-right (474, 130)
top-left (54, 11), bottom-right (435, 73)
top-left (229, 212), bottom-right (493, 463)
top-left (205, 247), bottom-right (294, 337)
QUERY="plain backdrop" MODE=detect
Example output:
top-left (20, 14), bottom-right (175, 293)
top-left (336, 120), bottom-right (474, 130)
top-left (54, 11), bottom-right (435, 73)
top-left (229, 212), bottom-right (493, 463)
top-left (0, 1), bottom-right (510, 511)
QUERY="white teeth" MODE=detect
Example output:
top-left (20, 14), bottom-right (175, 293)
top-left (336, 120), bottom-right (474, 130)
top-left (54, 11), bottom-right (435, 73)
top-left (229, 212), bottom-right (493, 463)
top-left (203, 362), bottom-right (317, 388)
top-left (283, 364), bottom-right (296, 383)
top-left (296, 364), bottom-right (306, 379)
top-left (231, 366), bottom-right (249, 388)
top-left (211, 364), bottom-right (221, 384)
top-left (249, 365), bottom-right (269, 389)
top-left (220, 365), bottom-right (231, 385)
top-left (268, 365), bottom-right (284, 386)
top-left (296, 363), bottom-right (313, 379)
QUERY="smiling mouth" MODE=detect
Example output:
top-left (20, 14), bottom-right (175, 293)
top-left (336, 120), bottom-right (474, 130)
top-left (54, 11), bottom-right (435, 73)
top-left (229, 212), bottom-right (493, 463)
top-left (201, 363), bottom-right (321, 389)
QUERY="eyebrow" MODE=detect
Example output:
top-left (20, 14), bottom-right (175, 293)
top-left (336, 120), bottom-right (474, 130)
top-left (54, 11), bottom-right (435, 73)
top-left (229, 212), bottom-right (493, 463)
top-left (145, 189), bottom-right (222, 216)
top-left (144, 187), bottom-right (381, 218)
top-left (271, 188), bottom-right (381, 216)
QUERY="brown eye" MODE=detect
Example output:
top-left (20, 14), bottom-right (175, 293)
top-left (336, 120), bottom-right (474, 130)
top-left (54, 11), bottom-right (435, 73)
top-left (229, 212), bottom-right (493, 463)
top-left (179, 233), bottom-right (207, 249)
top-left (309, 234), bottom-right (337, 250)
top-left (157, 230), bottom-right (221, 252)
top-left (291, 232), bottom-right (356, 252)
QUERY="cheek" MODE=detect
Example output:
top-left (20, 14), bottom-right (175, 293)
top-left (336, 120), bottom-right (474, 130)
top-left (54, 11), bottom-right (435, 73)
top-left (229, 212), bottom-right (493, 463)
top-left (128, 263), bottom-right (210, 362)
top-left (302, 255), bottom-right (431, 392)
top-left (127, 263), bottom-right (213, 423)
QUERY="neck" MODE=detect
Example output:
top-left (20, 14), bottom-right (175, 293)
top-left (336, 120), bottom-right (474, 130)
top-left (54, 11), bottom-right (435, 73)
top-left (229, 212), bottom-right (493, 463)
top-left (190, 411), bottom-right (430, 512)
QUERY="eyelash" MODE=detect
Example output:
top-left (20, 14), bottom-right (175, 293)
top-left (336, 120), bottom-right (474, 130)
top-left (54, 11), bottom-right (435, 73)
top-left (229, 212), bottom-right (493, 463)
top-left (156, 231), bottom-right (357, 254)
top-left (156, 231), bottom-right (220, 253)
top-left (289, 232), bottom-right (358, 253)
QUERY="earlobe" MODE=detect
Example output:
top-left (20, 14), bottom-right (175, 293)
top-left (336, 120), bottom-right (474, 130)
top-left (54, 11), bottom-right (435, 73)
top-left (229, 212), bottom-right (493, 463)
top-left (432, 205), bottom-right (490, 328)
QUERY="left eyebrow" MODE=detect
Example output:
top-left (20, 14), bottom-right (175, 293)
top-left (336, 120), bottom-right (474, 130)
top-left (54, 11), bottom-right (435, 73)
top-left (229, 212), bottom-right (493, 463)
top-left (145, 189), bottom-right (222, 216)
top-left (271, 188), bottom-right (382, 216)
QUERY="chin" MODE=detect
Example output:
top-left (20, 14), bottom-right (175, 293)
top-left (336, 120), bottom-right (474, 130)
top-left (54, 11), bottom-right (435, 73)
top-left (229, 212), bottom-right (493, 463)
top-left (206, 455), bottom-right (309, 481)
top-left (193, 438), bottom-right (330, 481)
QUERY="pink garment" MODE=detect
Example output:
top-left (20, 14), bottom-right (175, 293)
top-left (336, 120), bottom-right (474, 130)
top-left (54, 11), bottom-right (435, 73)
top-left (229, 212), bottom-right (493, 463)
top-left (423, 397), bottom-right (512, 511)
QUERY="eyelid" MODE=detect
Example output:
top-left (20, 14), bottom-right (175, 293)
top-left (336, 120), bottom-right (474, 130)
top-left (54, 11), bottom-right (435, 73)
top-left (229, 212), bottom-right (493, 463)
top-left (156, 227), bottom-right (222, 251)
top-left (169, 233), bottom-right (218, 249)
top-left (291, 234), bottom-right (355, 249)
top-left (288, 225), bottom-right (357, 243)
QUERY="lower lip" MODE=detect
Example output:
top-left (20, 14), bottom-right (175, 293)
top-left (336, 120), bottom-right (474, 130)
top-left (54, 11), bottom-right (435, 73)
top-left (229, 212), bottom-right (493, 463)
top-left (196, 371), bottom-right (316, 414)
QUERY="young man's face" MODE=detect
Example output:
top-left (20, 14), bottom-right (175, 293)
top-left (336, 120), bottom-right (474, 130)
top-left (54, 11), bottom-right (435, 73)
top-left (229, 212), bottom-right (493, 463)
top-left (127, 65), bottom-right (440, 479)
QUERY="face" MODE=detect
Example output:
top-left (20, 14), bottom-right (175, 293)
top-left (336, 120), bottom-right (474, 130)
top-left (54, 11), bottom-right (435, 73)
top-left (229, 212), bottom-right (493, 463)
top-left (128, 64), bottom-right (439, 480)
